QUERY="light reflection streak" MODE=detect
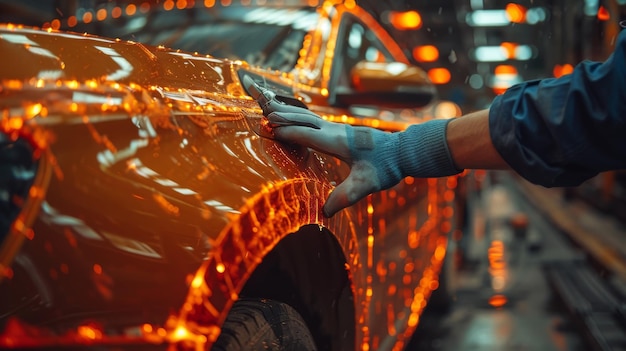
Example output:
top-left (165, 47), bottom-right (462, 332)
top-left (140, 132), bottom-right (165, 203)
top-left (95, 46), bottom-right (134, 81)
top-left (40, 202), bottom-right (103, 241)
top-left (242, 137), bottom-right (266, 166)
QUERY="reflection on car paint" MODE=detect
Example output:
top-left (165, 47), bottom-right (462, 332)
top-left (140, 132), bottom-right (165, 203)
top-left (0, 2), bottom-right (458, 350)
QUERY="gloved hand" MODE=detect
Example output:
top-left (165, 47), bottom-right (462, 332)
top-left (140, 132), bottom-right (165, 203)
top-left (243, 75), bottom-right (461, 217)
top-left (266, 111), bottom-right (462, 217)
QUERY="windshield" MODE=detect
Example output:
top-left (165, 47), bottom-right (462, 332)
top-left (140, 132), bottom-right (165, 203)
top-left (98, 6), bottom-right (317, 72)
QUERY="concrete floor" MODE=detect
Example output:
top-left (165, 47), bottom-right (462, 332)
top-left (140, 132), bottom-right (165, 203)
top-left (407, 171), bottom-right (594, 351)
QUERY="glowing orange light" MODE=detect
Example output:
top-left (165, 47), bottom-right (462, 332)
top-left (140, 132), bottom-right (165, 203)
top-left (553, 63), bottom-right (574, 78)
top-left (488, 294), bottom-right (508, 308)
top-left (308, 0), bottom-right (319, 6)
top-left (447, 176), bottom-right (457, 188)
top-left (67, 16), bottom-right (77, 27)
top-left (561, 64), bottom-right (574, 75)
top-left (441, 221), bottom-right (452, 232)
top-left (204, 0), bottom-right (216, 7)
top-left (26, 103), bottom-right (43, 118)
top-left (404, 262), bottom-right (415, 273)
top-left (126, 4), bottom-right (137, 16)
top-left (78, 325), bottom-right (102, 340)
top-left (488, 240), bottom-right (508, 291)
top-left (413, 45), bottom-right (439, 62)
top-left (142, 324), bottom-right (153, 333)
top-left (96, 8), bottom-right (107, 21)
top-left (216, 263), bottom-right (225, 273)
top-left (191, 274), bottom-right (203, 288)
top-left (427, 68), bottom-right (451, 84)
top-left (443, 206), bottom-right (454, 218)
top-left (492, 87), bottom-right (507, 95)
top-left (112, 7), bottom-right (122, 18)
top-left (407, 313), bottom-right (419, 327)
top-left (553, 64), bottom-right (562, 77)
top-left (93, 264), bottom-right (102, 274)
top-left (434, 246), bottom-right (446, 261)
top-left (500, 42), bottom-right (517, 59)
top-left (444, 190), bottom-right (455, 202)
top-left (164, 0), bottom-right (175, 10)
top-left (50, 19), bottom-right (60, 30)
top-left (176, 0), bottom-right (188, 9)
top-left (1, 266), bottom-right (13, 279)
top-left (173, 326), bottom-right (189, 340)
top-left (494, 64), bottom-right (517, 75)
top-left (505, 3), bottom-right (527, 23)
top-left (597, 6), bottom-right (610, 21)
top-left (140, 2), bottom-right (151, 13)
top-left (389, 10), bottom-right (422, 30)
top-left (83, 12), bottom-right (93, 24)
top-left (5, 80), bottom-right (22, 90)
top-left (5, 117), bottom-right (23, 130)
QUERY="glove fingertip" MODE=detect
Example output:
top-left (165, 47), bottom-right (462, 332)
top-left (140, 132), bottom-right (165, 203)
top-left (322, 203), bottom-right (335, 218)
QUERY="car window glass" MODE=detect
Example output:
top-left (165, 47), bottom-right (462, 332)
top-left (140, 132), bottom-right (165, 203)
top-left (256, 29), bottom-right (306, 72)
top-left (345, 22), bottom-right (388, 64)
top-left (95, 6), bottom-right (312, 72)
top-left (334, 15), bottom-right (394, 91)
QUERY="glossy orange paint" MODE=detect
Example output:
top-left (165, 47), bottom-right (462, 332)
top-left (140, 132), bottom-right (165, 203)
top-left (0, 3), bottom-right (454, 350)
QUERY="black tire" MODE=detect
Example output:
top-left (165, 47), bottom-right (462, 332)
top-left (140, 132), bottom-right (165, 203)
top-left (211, 298), bottom-right (317, 351)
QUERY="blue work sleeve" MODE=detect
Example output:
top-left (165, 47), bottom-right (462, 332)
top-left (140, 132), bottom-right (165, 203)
top-left (489, 29), bottom-right (626, 187)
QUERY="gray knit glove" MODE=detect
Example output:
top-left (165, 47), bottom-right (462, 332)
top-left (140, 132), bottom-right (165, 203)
top-left (266, 111), bottom-right (462, 217)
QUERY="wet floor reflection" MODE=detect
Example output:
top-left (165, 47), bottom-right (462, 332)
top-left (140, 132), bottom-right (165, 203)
top-left (407, 172), bottom-right (585, 351)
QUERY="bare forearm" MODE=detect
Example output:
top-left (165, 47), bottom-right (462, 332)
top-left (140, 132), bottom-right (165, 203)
top-left (446, 108), bottom-right (509, 170)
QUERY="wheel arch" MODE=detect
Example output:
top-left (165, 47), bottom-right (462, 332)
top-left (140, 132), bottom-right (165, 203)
top-left (171, 178), bottom-right (359, 351)
top-left (240, 223), bottom-right (356, 351)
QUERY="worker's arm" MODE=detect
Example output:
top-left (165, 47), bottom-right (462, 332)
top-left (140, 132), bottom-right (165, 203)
top-left (447, 109), bottom-right (508, 170)
top-left (487, 29), bottom-right (626, 187)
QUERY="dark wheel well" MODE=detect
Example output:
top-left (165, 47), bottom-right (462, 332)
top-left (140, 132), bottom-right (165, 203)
top-left (239, 224), bottom-right (355, 351)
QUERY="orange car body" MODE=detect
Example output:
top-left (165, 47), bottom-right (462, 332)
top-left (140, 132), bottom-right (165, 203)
top-left (0, 2), bottom-right (456, 350)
